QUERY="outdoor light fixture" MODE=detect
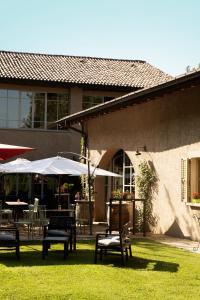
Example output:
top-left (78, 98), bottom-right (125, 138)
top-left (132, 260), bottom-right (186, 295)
top-left (135, 146), bottom-right (147, 156)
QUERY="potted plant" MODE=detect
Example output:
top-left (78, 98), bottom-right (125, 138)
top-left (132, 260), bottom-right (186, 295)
top-left (123, 191), bottom-right (134, 200)
top-left (59, 182), bottom-right (74, 193)
top-left (111, 189), bottom-right (123, 199)
top-left (192, 192), bottom-right (200, 203)
top-left (110, 189), bottom-right (129, 230)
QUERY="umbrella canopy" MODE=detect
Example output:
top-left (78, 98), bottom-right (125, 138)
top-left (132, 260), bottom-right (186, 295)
top-left (0, 158), bottom-right (31, 173)
top-left (0, 143), bottom-right (34, 160)
top-left (4, 155), bottom-right (121, 177)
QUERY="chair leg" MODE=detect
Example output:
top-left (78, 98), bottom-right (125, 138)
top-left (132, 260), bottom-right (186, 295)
top-left (73, 230), bottom-right (76, 251)
top-left (64, 241), bottom-right (68, 259)
top-left (121, 248), bottom-right (125, 266)
top-left (16, 244), bottom-right (20, 260)
top-left (69, 236), bottom-right (72, 252)
top-left (100, 249), bottom-right (103, 261)
top-left (129, 245), bottom-right (132, 257)
top-left (42, 241), bottom-right (47, 259)
top-left (94, 248), bottom-right (98, 263)
top-left (125, 248), bottom-right (128, 261)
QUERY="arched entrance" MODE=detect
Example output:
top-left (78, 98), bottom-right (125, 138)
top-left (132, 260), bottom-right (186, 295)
top-left (94, 149), bottom-right (135, 221)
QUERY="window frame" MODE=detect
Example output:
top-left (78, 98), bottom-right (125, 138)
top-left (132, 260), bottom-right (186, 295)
top-left (0, 89), bottom-right (70, 130)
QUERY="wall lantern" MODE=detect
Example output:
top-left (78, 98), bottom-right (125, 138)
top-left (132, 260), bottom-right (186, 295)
top-left (135, 146), bottom-right (147, 156)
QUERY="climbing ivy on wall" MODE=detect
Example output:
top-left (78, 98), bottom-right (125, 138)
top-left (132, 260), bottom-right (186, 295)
top-left (136, 160), bottom-right (157, 229)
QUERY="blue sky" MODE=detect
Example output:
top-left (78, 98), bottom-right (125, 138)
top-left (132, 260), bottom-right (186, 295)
top-left (0, 0), bottom-right (199, 76)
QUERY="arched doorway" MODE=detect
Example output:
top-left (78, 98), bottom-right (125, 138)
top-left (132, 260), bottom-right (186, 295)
top-left (94, 149), bottom-right (135, 222)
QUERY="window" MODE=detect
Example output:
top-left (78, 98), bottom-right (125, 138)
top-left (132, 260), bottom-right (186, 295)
top-left (181, 157), bottom-right (200, 202)
top-left (82, 96), bottom-right (103, 110)
top-left (82, 95), bottom-right (114, 110)
top-left (0, 89), bottom-right (70, 130)
top-left (112, 150), bottom-right (135, 193)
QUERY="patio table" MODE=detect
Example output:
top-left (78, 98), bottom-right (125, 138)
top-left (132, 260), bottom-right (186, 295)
top-left (5, 201), bottom-right (28, 221)
top-left (46, 209), bottom-right (75, 218)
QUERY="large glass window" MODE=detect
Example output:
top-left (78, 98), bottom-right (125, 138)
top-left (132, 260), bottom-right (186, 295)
top-left (33, 93), bottom-right (45, 128)
top-left (0, 89), bottom-right (70, 130)
top-left (112, 150), bottom-right (135, 193)
top-left (82, 95), bottom-right (104, 110)
top-left (47, 93), bottom-right (70, 128)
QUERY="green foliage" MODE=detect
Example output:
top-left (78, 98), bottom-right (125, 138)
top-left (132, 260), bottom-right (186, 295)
top-left (111, 189), bottom-right (134, 200)
top-left (136, 161), bottom-right (157, 228)
top-left (80, 136), bottom-right (94, 199)
top-left (192, 198), bottom-right (200, 203)
top-left (137, 161), bottom-right (156, 199)
top-left (111, 189), bottom-right (123, 199)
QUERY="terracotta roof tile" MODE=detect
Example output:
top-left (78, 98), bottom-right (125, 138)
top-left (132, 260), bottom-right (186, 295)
top-left (0, 50), bottom-right (173, 88)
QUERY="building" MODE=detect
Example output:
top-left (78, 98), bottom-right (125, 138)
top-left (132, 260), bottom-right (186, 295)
top-left (57, 70), bottom-right (200, 240)
top-left (0, 50), bottom-right (171, 203)
top-left (0, 50), bottom-right (172, 160)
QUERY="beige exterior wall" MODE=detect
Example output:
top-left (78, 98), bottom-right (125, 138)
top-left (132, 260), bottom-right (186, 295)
top-left (86, 85), bottom-right (200, 240)
top-left (0, 82), bottom-right (125, 159)
top-left (0, 128), bottom-right (71, 160)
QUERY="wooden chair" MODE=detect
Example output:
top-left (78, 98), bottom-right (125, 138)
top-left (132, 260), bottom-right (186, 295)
top-left (0, 227), bottom-right (20, 259)
top-left (94, 222), bottom-right (132, 266)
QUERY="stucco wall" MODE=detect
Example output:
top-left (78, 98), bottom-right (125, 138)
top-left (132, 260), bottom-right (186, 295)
top-left (87, 85), bottom-right (200, 240)
top-left (0, 128), bottom-right (72, 160)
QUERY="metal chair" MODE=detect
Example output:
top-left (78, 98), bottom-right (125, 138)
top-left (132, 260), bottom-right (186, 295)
top-left (0, 226), bottom-right (20, 259)
top-left (0, 200), bottom-right (12, 223)
top-left (34, 205), bottom-right (49, 236)
top-left (16, 198), bottom-right (40, 239)
top-left (43, 216), bottom-right (76, 252)
top-left (23, 197), bottom-right (39, 221)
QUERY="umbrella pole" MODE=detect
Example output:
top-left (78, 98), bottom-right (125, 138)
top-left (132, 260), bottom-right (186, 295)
top-left (87, 159), bottom-right (93, 236)
top-left (58, 175), bottom-right (61, 208)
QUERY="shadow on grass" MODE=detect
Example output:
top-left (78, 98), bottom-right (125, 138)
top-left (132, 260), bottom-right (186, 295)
top-left (0, 240), bottom-right (179, 272)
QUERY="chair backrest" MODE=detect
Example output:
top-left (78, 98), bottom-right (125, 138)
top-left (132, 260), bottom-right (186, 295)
top-left (0, 201), bottom-right (2, 223)
top-left (48, 216), bottom-right (75, 230)
top-left (33, 198), bottom-right (39, 212)
top-left (120, 222), bottom-right (131, 242)
top-left (38, 205), bottom-right (46, 220)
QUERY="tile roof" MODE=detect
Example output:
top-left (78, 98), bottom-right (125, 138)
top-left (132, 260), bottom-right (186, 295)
top-left (56, 70), bottom-right (200, 126)
top-left (0, 50), bottom-right (173, 89)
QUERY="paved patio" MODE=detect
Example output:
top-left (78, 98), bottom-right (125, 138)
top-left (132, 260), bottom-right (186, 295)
top-left (147, 233), bottom-right (200, 254)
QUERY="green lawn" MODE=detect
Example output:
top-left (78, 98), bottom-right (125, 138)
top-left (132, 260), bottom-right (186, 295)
top-left (0, 238), bottom-right (200, 300)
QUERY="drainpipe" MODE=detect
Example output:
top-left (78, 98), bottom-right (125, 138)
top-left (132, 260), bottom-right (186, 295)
top-left (68, 123), bottom-right (93, 236)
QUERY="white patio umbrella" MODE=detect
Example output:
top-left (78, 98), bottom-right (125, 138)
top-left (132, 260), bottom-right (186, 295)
top-left (3, 155), bottom-right (121, 235)
top-left (8, 156), bottom-right (121, 177)
top-left (0, 158), bottom-right (31, 172)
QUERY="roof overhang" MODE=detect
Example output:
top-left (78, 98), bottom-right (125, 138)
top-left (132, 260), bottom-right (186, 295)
top-left (56, 70), bottom-right (200, 128)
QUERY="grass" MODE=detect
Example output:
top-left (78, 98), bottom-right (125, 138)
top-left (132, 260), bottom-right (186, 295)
top-left (0, 238), bottom-right (200, 300)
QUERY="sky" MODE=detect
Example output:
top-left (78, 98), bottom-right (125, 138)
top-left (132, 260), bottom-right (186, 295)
top-left (0, 0), bottom-right (200, 76)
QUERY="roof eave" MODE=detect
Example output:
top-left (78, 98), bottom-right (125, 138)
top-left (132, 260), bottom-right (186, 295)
top-left (0, 77), bottom-right (138, 92)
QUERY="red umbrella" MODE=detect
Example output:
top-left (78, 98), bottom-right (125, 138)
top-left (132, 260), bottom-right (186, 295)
top-left (0, 143), bottom-right (34, 160)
